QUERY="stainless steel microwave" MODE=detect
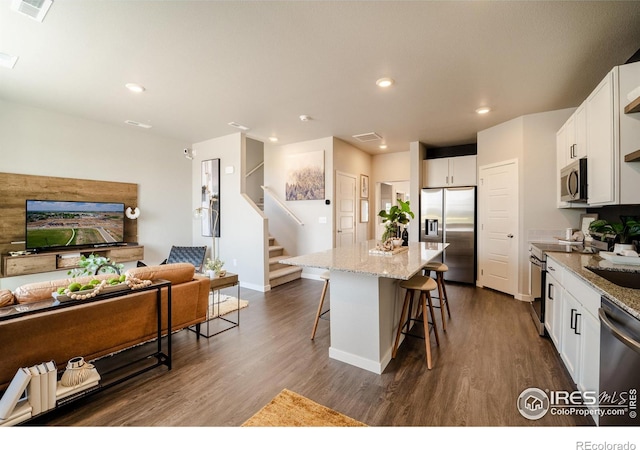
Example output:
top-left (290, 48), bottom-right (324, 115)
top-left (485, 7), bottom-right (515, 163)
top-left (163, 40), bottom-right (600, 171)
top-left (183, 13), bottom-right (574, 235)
top-left (560, 158), bottom-right (587, 202)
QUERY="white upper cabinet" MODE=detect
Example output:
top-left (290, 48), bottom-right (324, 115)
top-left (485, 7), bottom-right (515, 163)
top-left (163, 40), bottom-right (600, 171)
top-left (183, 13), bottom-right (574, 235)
top-left (586, 68), bottom-right (618, 206)
top-left (556, 103), bottom-right (587, 208)
top-left (423, 155), bottom-right (477, 188)
top-left (555, 62), bottom-right (640, 208)
top-left (574, 104), bottom-right (587, 160)
top-left (560, 105), bottom-right (587, 164)
top-left (423, 158), bottom-right (449, 187)
top-left (618, 60), bottom-right (640, 204)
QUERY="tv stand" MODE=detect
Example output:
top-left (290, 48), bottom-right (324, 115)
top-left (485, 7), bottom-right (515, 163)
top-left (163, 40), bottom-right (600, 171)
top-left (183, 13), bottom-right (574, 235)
top-left (1, 245), bottom-right (144, 278)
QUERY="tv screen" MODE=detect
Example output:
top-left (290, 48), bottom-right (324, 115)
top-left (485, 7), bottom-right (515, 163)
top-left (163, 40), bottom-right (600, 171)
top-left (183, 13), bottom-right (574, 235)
top-left (26, 200), bottom-right (125, 252)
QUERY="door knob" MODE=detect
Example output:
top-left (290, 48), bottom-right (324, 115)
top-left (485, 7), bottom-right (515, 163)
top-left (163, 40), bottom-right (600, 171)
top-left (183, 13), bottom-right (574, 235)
top-left (507, 234), bottom-right (514, 238)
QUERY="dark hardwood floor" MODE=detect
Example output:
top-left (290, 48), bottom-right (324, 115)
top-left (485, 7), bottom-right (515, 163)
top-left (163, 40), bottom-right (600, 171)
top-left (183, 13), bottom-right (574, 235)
top-left (34, 278), bottom-right (591, 427)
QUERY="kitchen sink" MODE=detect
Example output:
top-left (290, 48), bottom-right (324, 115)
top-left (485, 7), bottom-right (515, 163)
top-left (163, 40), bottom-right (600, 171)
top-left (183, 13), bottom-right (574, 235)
top-left (586, 267), bottom-right (640, 289)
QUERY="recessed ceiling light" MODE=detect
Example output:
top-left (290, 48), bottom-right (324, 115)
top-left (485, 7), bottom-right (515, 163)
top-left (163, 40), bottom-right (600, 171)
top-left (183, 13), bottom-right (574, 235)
top-left (125, 83), bottom-right (146, 93)
top-left (299, 115), bottom-right (311, 122)
top-left (376, 77), bottom-right (394, 88)
top-left (475, 107), bottom-right (491, 114)
top-left (124, 120), bottom-right (152, 129)
top-left (379, 144), bottom-right (388, 150)
top-left (11, 0), bottom-right (53, 22)
top-left (269, 137), bottom-right (279, 143)
top-left (0, 52), bottom-right (18, 69)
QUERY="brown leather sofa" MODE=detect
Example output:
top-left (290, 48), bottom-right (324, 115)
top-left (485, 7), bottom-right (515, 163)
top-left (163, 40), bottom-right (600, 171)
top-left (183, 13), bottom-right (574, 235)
top-left (0, 263), bottom-right (209, 390)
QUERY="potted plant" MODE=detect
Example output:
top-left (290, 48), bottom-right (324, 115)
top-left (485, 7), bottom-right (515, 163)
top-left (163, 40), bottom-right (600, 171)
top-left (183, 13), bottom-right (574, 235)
top-left (204, 257), bottom-right (225, 278)
top-left (378, 199), bottom-right (415, 244)
top-left (588, 218), bottom-right (640, 253)
top-left (68, 254), bottom-right (124, 278)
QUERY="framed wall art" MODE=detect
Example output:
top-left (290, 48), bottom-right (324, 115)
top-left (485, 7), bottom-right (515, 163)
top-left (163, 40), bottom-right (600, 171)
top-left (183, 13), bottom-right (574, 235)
top-left (360, 199), bottom-right (369, 223)
top-left (360, 174), bottom-right (369, 198)
top-left (285, 150), bottom-right (325, 201)
top-left (201, 158), bottom-right (220, 237)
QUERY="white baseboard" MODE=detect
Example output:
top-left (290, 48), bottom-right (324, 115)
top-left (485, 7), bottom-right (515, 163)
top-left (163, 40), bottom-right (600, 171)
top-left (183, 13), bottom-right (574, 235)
top-left (239, 281), bottom-right (269, 293)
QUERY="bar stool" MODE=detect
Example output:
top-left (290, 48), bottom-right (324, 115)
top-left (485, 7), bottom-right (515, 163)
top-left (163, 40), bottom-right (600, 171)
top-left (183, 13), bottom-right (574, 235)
top-left (392, 274), bottom-right (440, 369)
top-left (311, 271), bottom-right (330, 340)
top-left (422, 262), bottom-right (451, 331)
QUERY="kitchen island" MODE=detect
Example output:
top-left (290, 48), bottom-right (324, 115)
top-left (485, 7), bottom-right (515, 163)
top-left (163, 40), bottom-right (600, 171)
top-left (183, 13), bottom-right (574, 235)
top-left (282, 240), bottom-right (448, 374)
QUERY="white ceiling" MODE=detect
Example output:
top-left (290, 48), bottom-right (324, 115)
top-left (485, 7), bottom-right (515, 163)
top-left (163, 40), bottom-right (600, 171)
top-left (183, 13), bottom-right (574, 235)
top-left (1, 1), bottom-right (640, 154)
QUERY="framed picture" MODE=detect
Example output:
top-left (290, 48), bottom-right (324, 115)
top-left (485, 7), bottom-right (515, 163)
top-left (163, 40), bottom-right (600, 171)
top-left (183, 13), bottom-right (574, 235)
top-left (285, 150), bottom-right (325, 201)
top-left (580, 213), bottom-right (598, 241)
top-left (360, 199), bottom-right (369, 223)
top-left (360, 174), bottom-right (369, 198)
top-left (201, 158), bottom-right (220, 237)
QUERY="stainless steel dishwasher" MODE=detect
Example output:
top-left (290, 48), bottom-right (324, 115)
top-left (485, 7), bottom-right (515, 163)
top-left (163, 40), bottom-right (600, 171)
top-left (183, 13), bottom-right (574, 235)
top-left (599, 297), bottom-right (640, 426)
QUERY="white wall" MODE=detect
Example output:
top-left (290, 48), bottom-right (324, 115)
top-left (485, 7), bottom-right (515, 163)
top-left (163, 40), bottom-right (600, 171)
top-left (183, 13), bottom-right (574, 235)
top-left (477, 108), bottom-right (584, 299)
top-left (263, 137), bottom-right (334, 266)
top-left (245, 137), bottom-right (264, 206)
top-left (333, 138), bottom-right (372, 242)
top-left (0, 99), bottom-right (191, 291)
top-left (409, 141), bottom-right (427, 242)
top-left (192, 133), bottom-right (268, 291)
top-left (372, 151), bottom-right (412, 242)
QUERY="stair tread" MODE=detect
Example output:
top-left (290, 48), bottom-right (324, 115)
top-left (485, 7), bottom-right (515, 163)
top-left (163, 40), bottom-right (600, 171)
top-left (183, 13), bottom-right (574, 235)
top-left (270, 255), bottom-right (291, 263)
top-left (269, 245), bottom-right (283, 251)
top-left (269, 265), bottom-right (302, 279)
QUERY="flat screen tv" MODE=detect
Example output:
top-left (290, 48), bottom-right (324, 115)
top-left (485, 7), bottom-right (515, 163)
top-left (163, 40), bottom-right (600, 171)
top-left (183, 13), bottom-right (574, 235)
top-left (26, 200), bottom-right (125, 252)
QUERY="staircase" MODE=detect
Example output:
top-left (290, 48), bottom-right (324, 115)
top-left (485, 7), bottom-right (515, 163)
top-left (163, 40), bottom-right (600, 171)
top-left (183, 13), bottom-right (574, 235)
top-left (268, 235), bottom-right (302, 288)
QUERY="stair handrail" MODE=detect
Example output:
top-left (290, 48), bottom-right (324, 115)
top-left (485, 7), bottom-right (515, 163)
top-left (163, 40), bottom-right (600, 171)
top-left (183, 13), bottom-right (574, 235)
top-left (261, 185), bottom-right (304, 226)
top-left (246, 161), bottom-right (264, 178)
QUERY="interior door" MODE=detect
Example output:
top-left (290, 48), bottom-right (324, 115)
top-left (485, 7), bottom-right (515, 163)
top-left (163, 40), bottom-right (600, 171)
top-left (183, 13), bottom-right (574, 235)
top-left (335, 172), bottom-right (356, 248)
top-left (478, 160), bottom-right (518, 295)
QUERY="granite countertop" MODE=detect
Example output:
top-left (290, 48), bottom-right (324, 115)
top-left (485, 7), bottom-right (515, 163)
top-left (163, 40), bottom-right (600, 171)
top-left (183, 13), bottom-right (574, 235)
top-left (281, 240), bottom-right (448, 280)
top-left (546, 251), bottom-right (640, 320)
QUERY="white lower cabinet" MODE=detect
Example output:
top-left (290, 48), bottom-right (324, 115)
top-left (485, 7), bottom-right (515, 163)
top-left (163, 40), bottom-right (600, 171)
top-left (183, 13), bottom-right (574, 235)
top-left (544, 270), bottom-right (563, 348)
top-left (546, 256), bottom-right (600, 424)
top-left (560, 290), bottom-right (582, 381)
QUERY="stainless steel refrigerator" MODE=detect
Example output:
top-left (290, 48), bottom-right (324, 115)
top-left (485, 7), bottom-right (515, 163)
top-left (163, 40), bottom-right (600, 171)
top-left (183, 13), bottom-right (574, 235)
top-left (420, 187), bottom-right (476, 284)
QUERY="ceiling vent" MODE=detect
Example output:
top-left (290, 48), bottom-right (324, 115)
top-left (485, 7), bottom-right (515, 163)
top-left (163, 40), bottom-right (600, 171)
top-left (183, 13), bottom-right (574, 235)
top-left (11, 0), bottom-right (53, 22)
top-left (0, 52), bottom-right (19, 69)
top-left (124, 120), bottom-right (152, 129)
top-left (352, 132), bottom-right (382, 142)
top-left (228, 122), bottom-right (250, 131)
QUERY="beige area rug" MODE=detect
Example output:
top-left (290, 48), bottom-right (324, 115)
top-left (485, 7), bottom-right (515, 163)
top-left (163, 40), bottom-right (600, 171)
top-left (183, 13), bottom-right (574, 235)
top-left (242, 389), bottom-right (367, 427)
top-left (208, 293), bottom-right (248, 319)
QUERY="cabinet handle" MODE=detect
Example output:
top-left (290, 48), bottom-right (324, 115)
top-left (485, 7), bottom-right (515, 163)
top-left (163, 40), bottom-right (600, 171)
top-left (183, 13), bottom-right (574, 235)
top-left (446, 175), bottom-right (449, 184)
top-left (547, 283), bottom-right (554, 300)
top-left (451, 175), bottom-right (454, 184)
top-left (570, 308), bottom-right (577, 330)
top-left (574, 313), bottom-right (581, 335)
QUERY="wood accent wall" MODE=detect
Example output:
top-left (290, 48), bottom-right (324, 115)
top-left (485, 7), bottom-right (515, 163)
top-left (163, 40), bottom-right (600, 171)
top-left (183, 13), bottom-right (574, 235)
top-left (0, 172), bottom-right (138, 256)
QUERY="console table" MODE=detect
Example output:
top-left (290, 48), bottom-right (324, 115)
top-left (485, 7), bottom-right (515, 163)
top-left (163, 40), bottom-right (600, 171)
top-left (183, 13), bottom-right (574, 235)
top-left (1, 245), bottom-right (144, 278)
top-left (0, 279), bottom-right (171, 425)
top-left (190, 272), bottom-right (240, 338)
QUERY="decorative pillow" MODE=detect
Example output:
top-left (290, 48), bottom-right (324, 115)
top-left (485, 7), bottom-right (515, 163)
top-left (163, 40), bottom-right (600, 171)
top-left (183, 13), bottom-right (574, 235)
top-left (0, 290), bottom-right (15, 307)
top-left (14, 273), bottom-right (115, 304)
top-left (126, 263), bottom-right (195, 286)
